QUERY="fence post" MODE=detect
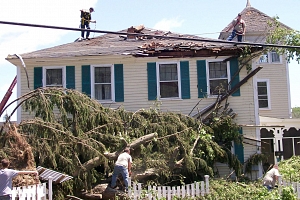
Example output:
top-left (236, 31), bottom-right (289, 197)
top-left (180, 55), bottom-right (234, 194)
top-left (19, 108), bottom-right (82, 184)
top-left (128, 177), bottom-right (132, 197)
top-left (204, 175), bottom-right (209, 194)
top-left (278, 175), bottom-right (282, 195)
top-left (196, 182), bottom-right (200, 196)
top-left (176, 186), bottom-right (181, 197)
top-left (167, 186), bottom-right (171, 200)
top-left (191, 183), bottom-right (195, 197)
top-left (297, 182), bottom-right (300, 199)
top-left (148, 185), bottom-right (152, 200)
top-left (48, 176), bottom-right (53, 200)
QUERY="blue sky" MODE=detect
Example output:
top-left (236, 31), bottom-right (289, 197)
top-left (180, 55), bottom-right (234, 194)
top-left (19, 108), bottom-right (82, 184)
top-left (0, 0), bottom-right (299, 121)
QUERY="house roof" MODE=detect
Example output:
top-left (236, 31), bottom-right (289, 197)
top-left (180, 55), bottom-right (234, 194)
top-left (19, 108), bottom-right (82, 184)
top-left (220, 4), bottom-right (292, 35)
top-left (6, 26), bottom-right (262, 61)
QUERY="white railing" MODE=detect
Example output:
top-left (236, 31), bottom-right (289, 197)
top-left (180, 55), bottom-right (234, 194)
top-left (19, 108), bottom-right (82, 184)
top-left (128, 175), bottom-right (209, 200)
top-left (278, 175), bottom-right (300, 199)
top-left (11, 177), bottom-right (53, 200)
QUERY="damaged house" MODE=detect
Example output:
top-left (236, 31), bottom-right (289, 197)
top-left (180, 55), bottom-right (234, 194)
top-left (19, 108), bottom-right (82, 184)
top-left (5, 1), bottom-right (300, 179)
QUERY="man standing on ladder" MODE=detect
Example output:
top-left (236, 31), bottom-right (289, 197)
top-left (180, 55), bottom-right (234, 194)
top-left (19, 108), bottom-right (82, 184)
top-left (226, 13), bottom-right (246, 42)
top-left (80, 7), bottom-right (96, 40)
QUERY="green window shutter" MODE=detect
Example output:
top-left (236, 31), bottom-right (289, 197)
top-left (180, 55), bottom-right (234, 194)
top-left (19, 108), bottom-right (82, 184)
top-left (81, 65), bottom-right (91, 97)
top-left (180, 61), bottom-right (190, 99)
top-left (34, 67), bottom-right (43, 89)
top-left (234, 128), bottom-right (244, 164)
top-left (230, 57), bottom-right (240, 96)
top-left (147, 62), bottom-right (157, 100)
top-left (66, 66), bottom-right (75, 89)
top-left (197, 60), bottom-right (207, 98)
top-left (114, 64), bottom-right (124, 102)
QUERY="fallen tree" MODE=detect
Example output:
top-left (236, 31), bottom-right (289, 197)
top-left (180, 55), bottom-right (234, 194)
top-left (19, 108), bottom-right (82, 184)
top-left (1, 88), bottom-right (242, 199)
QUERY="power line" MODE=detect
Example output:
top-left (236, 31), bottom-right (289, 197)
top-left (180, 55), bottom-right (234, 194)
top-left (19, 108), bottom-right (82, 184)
top-left (1, 20), bottom-right (300, 49)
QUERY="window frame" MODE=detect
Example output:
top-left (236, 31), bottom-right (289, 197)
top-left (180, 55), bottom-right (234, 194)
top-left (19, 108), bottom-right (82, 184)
top-left (259, 51), bottom-right (282, 64)
top-left (156, 61), bottom-right (181, 100)
top-left (206, 59), bottom-right (230, 97)
top-left (91, 64), bottom-right (115, 103)
top-left (257, 79), bottom-right (271, 110)
top-left (42, 66), bottom-right (66, 87)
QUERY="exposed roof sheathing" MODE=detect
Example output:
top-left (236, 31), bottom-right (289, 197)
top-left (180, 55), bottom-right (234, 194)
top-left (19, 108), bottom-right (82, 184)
top-left (6, 27), bottom-right (258, 60)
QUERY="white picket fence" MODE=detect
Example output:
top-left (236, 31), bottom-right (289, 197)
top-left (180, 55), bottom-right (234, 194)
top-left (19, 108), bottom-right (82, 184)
top-left (278, 175), bottom-right (300, 199)
top-left (128, 175), bottom-right (209, 200)
top-left (11, 177), bottom-right (53, 200)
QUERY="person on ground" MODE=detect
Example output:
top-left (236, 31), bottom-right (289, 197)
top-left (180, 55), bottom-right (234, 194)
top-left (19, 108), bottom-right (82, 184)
top-left (0, 158), bottom-right (38, 200)
top-left (262, 164), bottom-right (280, 191)
top-left (110, 147), bottom-right (132, 191)
top-left (226, 13), bottom-right (246, 42)
top-left (80, 7), bottom-right (96, 40)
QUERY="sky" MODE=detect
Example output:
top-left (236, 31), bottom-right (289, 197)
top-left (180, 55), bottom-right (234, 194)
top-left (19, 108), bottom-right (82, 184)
top-left (0, 0), bottom-right (300, 121)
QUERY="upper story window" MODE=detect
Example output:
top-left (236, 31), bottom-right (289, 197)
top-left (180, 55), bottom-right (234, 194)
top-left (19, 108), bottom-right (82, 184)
top-left (259, 51), bottom-right (281, 64)
top-left (91, 65), bottom-right (114, 101)
top-left (157, 62), bottom-right (180, 99)
top-left (207, 61), bottom-right (230, 96)
top-left (43, 66), bottom-right (66, 87)
top-left (257, 79), bottom-right (271, 109)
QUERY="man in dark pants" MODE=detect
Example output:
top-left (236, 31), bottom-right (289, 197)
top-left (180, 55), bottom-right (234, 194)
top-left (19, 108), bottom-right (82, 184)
top-left (80, 7), bottom-right (96, 40)
top-left (110, 147), bottom-right (132, 191)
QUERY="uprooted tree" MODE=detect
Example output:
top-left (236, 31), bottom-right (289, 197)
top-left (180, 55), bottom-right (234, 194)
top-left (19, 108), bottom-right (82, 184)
top-left (0, 87), bottom-right (244, 199)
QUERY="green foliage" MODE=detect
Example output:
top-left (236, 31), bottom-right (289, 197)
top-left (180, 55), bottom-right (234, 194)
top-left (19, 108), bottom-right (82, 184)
top-left (281, 186), bottom-right (297, 200)
top-left (278, 156), bottom-right (300, 182)
top-left (2, 88), bottom-right (244, 198)
top-left (292, 107), bottom-right (300, 118)
top-left (266, 16), bottom-right (300, 63)
top-left (198, 179), bottom-right (281, 200)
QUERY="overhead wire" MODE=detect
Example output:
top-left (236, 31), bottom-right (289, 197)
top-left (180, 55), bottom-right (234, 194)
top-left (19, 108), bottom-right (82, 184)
top-left (0, 20), bottom-right (300, 49)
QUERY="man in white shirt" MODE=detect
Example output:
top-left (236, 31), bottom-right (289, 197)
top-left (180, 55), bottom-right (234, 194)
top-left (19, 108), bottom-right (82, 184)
top-left (110, 147), bottom-right (132, 191)
top-left (263, 164), bottom-right (280, 191)
top-left (0, 159), bottom-right (38, 200)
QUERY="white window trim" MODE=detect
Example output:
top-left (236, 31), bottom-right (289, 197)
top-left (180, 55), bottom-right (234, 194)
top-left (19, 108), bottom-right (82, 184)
top-left (258, 52), bottom-right (282, 64)
top-left (91, 64), bottom-right (115, 103)
top-left (206, 59), bottom-right (230, 97)
top-left (257, 79), bottom-right (271, 110)
top-left (42, 66), bottom-right (66, 87)
top-left (156, 61), bottom-right (181, 100)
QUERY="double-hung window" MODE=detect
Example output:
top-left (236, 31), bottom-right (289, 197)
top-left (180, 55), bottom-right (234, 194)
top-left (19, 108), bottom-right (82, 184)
top-left (257, 79), bottom-right (271, 109)
top-left (158, 62), bottom-right (180, 99)
top-left (259, 51), bottom-right (281, 64)
top-left (207, 61), bottom-right (230, 96)
top-left (43, 66), bottom-right (66, 87)
top-left (92, 65), bottom-right (114, 101)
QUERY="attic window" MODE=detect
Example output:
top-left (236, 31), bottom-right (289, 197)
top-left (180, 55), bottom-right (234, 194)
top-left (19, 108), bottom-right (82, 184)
top-left (259, 51), bottom-right (281, 64)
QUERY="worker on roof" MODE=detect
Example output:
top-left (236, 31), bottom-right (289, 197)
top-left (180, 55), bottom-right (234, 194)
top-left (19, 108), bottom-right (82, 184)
top-left (80, 7), bottom-right (96, 40)
top-left (226, 13), bottom-right (246, 42)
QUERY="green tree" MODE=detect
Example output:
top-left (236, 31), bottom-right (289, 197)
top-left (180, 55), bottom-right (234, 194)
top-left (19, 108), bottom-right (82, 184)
top-left (1, 88), bottom-right (243, 199)
top-left (292, 107), bottom-right (300, 118)
top-left (266, 16), bottom-right (300, 63)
